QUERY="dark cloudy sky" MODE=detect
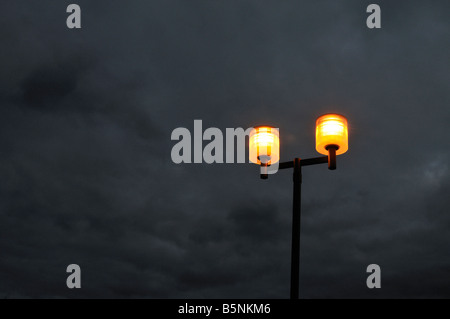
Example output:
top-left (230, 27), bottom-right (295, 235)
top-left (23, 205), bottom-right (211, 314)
top-left (0, 0), bottom-right (449, 298)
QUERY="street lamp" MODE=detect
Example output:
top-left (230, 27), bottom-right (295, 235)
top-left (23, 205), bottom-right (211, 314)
top-left (249, 113), bottom-right (349, 299)
top-left (249, 126), bottom-right (280, 177)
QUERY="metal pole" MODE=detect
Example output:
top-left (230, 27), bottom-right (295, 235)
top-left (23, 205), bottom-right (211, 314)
top-left (290, 158), bottom-right (302, 299)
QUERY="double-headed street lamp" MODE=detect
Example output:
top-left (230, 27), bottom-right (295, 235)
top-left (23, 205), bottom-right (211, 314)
top-left (249, 114), bottom-right (349, 299)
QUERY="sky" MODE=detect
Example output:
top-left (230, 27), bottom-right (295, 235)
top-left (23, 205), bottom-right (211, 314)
top-left (0, 0), bottom-right (449, 298)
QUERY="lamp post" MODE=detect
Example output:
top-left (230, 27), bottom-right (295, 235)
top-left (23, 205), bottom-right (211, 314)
top-left (249, 114), bottom-right (349, 299)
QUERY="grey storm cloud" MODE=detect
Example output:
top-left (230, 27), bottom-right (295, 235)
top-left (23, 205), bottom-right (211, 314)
top-left (0, 0), bottom-right (449, 298)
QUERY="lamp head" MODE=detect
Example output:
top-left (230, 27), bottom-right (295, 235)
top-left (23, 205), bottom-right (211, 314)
top-left (249, 126), bottom-right (280, 165)
top-left (315, 114), bottom-right (348, 156)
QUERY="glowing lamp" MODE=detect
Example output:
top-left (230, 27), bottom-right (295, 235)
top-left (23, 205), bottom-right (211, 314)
top-left (249, 126), bottom-right (280, 165)
top-left (315, 114), bottom-right (348, 155)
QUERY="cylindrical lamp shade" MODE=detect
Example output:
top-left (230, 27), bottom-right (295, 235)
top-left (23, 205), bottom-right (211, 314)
top-left (249, 126), bottom-right (280, 165)
top-left (316, 114), bottom-right (348, 155)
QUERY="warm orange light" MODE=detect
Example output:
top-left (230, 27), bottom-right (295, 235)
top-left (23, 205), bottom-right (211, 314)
top-left (316, 114), bottom-right (348, 155)
top-left (249, 126), bottom-right (280, 165)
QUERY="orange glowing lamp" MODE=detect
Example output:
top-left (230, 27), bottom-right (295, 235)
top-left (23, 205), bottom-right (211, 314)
top-left (249, 126), bottom-right (280, 165)
top-left (315, 114), bottom-right (348, 155)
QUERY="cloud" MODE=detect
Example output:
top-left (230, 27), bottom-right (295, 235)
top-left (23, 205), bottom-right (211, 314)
top-left (0, 0), bottom-right (449, 298)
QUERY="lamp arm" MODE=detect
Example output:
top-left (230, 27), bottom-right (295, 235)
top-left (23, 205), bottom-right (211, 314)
top-left (278, 147), bottom-right (337, 171)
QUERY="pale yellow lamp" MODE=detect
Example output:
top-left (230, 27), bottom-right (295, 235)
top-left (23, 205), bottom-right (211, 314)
top-left (249, 126), bottom-right (280, 165)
